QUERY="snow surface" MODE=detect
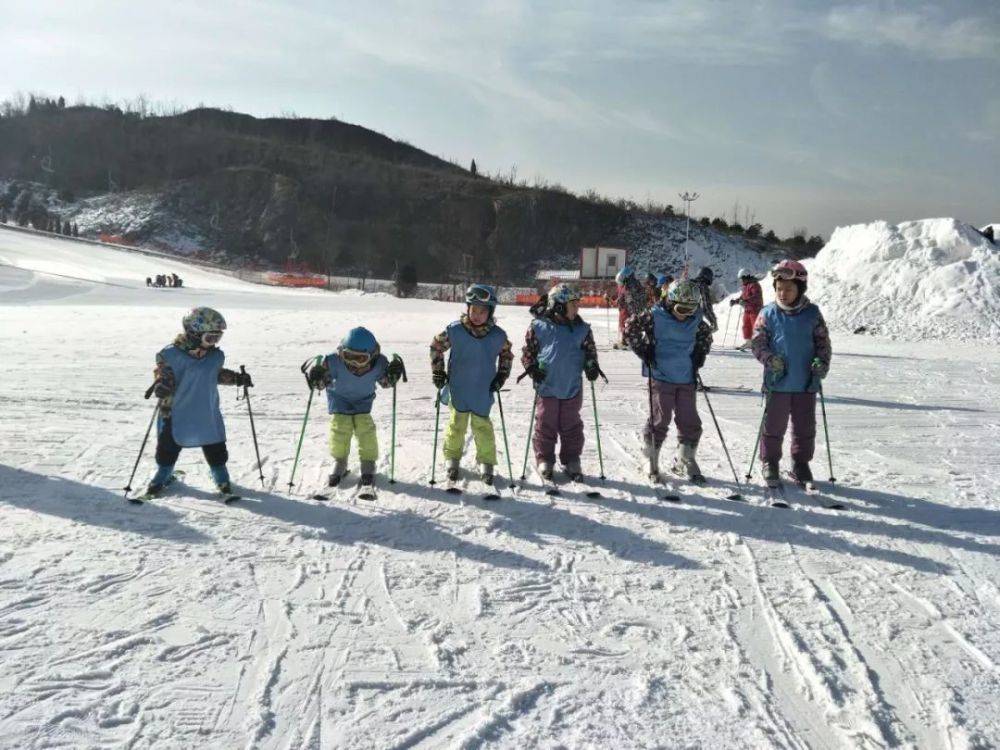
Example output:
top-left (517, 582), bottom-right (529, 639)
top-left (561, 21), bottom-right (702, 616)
top-left (2, 230), bottom-right (1000, 748)
top-left (808, 218), bottom-right (1000, 342)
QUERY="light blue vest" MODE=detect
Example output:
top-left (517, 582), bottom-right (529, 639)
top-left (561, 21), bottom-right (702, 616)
top-left (158, 345), bottom-right (226, 447)
top-left (447, 320), bottom-right (506, 416)
top-left (761, 302), bottom-right (819, 392)
top-left (531, 317), bottom-right (591, 399)
top-left (324, 353), bottom-right (387, 415)
top-left (643, 307), bottom-right (703, 385)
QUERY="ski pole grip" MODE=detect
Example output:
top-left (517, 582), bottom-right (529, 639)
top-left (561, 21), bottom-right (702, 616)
top-left (144, 383), bottom-right (156, 400)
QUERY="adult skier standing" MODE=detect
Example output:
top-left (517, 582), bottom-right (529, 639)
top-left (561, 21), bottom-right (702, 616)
top-left (145, 307), bottom-right (253, 497)
top-left (751, 259), bottom-right (832, 486)
top-left (430, 284), bottom-right (514, 488)
top-left (521, 283), bottom-right (602, 481)
top-left (306, 327), bottom-right (405, 495)
top-left (730, 269), bottom-right (764, 350)
top-left (625, 280), bottom-right (713, 484)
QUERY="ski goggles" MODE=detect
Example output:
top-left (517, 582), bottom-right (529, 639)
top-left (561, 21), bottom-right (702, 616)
top-left (341, 348), bottom-right (373, 367)
top-left (466, 287), bottom-right (495, 304)
top-left (672, 303), bottom-right (698, 316)
top-left (201, 330), bottom-right (224, 346)
top-left (771, 266), bottom-right (807, 281)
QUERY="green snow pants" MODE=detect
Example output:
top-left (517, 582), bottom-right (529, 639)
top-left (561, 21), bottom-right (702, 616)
top-left (443, 407), bottom-right (496, 465)
top-left (329, 413), bottom-right (378, 462)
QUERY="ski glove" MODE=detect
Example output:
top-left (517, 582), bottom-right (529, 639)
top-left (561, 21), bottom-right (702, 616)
top-left (526, 364), bottom-right (547, 384)
top-left (584, 360), bottom-right (601, 382)
top-left (810, 357), bottom-right (828, 379)
top-left (729, 298), bottom-right (741, 307)
top-left (490, 372), bottom-right (508, 392)
top-left (635, 342), bottom-right (655, 367)
top-left (308, 363), bottom-right (330, 389)
top-left (153, 380), bottom-right (173, 398)
top-left (432, 370), bottom-right (448, 389)
top-left (768, 355), bottom-right (786, 377)
top-left (234, 371), bottom-right (254, 388)
top-left (386, 357), bottom-right (405, 386)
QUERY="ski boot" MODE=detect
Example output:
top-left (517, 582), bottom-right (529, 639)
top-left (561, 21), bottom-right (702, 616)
top-left (762, 459), bottom-right (780, 487)
top-left (327, 458), bottom-right (348, 487)
top-left (446, 458), bottom-right (461, 483)
top-left (562, 458), bottom-right (582, 482)
top-left (736, 340), bottom-right (752, 351)
top-left (791, 461), bottom-right (813, 485)
top-left (144, 464), bottom-right (175, 497)
top-left (643, 440), bottom-right (661, 482)
top-left (480, 463), bottom-right (495, 487)
top-left (672, 441), bottom-right (705, 484)
top-left (538, 461), bottom-right (554, 481)
top-left (210, 464), bottom-right (232, 495)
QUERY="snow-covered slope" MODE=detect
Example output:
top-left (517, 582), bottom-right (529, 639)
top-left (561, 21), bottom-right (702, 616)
top-left (809, 218), bottom-right (1000, 342)
top-left (2, 230), bottom-right (1000, 748)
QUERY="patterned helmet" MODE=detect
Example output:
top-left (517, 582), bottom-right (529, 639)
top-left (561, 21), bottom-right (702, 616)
top-left (465, 283), bottom-right (498, 310)
top-left (547, 283), bottom-right (581, 310)
top-left (615, 266), bottom-right (635, 285)
top-left (182, 307), bottom-right (226, 336)
top-left (771, 259), bottom-right (808, 281)
top-left (665, 279), bottom-right (701, 310)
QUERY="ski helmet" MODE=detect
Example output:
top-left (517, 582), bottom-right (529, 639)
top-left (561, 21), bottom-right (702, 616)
top-left (615, 267), bottom-right (635, 285)
top-left (465, 283), bottom-right (497, 310)
top-left (182, 307), bottom-right (227, 346)
top-left (547, 283), bottom-right (581, 316)
top-left (770, 259), bottom-right (807, 281)
top-left (656, 274), bottom-right (672, 287)
top-left (737, 268), bottom-right (752, 280)
top-left (338, 326), bottom-right (379, 368)
top-left (696, 266), bottom-right (714, 283)
top-left (665, 279), bottom-right (701, 315)
top-left (645, 272), bottom-right (657, 285)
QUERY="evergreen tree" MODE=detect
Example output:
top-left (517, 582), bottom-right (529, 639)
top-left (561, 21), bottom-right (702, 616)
top-left (470, 159), bottom-right (477, 176)
top-left (395, 263), bottom-right (418, 297)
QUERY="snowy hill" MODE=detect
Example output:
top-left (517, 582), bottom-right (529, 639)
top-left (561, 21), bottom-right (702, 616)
top-left (809, 218), bottom-right (1000, 342)
top-left (2, 229), bottom-right (1000, 747)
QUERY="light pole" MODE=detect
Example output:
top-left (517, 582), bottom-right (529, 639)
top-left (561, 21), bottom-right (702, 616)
top-left (678, 191), bottom-right (699, 275)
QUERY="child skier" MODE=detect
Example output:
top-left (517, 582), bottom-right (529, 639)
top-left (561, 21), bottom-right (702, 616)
top-left (521, 283), bottom-right (601, 481)
top-left (691, 266), bottom-right (719, 332)
top-left (605, 267), bottom-right (648, 349)
top-left (146, 307), bottom-right (253, 496)
top-left (625, 280), bottom-right (713, 483)
top-left (306, 327), bottom-right (404, 492)
top-left (657, 274), bottom-right (674, 300)
top-left (430, 284), bottom-right (513, 487)
top-left (730, 269), bottom-right (763, 350)
top-left (751, 259), bottom-right (832, 486)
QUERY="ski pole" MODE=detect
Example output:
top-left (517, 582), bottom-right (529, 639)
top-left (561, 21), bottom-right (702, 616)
top-left (590, 379), bottom-right (605, 480)
top-left (123, 396), bottom-right (160, 499)
top-left (723, 303), bottom-right (735, 349)
top-left (745, 389), bottom-right (772, 480)
top-left (819, 384), bottom-right (836, 482)
top-left (520, 395), bottom-right (537, 481)
top-left (240, 365), bottom-right (265, 487)
top-left (496, 391), bottom-right (515, 486)
top-left (429, 387), bottom-right (442, 485)
top-left (288, 356), bottom-right (321, 491)
top-left (389, 354), bottom-right (407, 484)
top-left (697, 375), bottom-right (742, 500)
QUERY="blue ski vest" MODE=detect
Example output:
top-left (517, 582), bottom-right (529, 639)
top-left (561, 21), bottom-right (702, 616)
top-left (531, 317), bottom-right (591, 400)
top-left (324, 353), bottom-right (387, 415)
top-left (643, 307), bottom-right (703, 385)
top-left (158, 345), bottom-right (226, 447)
top-left (446, 320), bottom-right (506, 417)
top-left (760, 302), bottom-right (819, 392)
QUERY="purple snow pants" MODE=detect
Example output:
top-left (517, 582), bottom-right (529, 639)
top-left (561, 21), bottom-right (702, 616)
top-left (644, 381), bottom-right (702, 448)
top-left (760, 392), bottom-right (816, 463)
top-left (533, 391), bottom-right (585, 464)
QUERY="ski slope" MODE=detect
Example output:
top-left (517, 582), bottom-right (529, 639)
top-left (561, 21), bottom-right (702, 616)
top-left (1, 229), bottom-right (999, 749)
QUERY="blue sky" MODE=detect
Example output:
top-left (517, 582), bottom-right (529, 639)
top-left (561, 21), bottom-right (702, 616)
top-left (1, 0), bottom-right (997, 236)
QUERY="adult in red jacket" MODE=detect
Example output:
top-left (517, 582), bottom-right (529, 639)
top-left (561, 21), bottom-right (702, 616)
top-left (730, 269), bottom-right (763, 350)
top-left (604, 267), bottom-right (648, 348)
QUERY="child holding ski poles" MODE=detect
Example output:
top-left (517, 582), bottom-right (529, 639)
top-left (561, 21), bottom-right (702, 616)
top-left (730, 269), bottom-right (763, 350)
top-left (429, 284), bottom-right (513, 487)
top-left (145, 307), bottom-right (253, 497)
top-left (751, 259), bottom-right (832, 486)
top-left (625, 280), bottom-right (713, 483)
top-left (305, 327), bottom-right (405, 493)
top-left (521, 283), bottom-right (602, 481)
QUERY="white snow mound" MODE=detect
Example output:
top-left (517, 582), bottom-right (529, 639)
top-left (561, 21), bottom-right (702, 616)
top-left (809, 218), bottom-right (1000, 342)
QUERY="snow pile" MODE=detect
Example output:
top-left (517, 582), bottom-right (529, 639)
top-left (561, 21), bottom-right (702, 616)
top-left (809, 218), bottom-right (1000, 342)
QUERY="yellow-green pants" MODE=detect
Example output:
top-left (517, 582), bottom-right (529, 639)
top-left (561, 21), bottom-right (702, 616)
top-left (329, 413), bottom-right (378, 461)
top-left (443, 407), bottom-right (496, 465)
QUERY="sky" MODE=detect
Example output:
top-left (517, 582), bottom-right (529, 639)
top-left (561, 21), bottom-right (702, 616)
top-left (1, 0), bottom-right (997, 237)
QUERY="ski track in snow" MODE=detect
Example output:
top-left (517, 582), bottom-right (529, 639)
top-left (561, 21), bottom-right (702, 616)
top-left (1, 229), bottom-right (999, 747)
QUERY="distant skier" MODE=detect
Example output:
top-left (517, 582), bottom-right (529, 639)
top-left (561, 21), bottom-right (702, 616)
top-left (605, 267), bottom-right (647, 349)
top-left (521, 283), bottom-right (602, 481)
top-left (430, 284), bottom-right (514, 487)
top-left (145, 307), bottom-right (253, 497)
top-left (751, 259), bottom-right (832, 487)
top-left (730, 268), bottom-right (763, 350)
top-left (306, 327), bottom-right (405, 493)
top-left (691, 266), bottom-right (719, 332)
top-left (625, 279), bottom-right (713, 484)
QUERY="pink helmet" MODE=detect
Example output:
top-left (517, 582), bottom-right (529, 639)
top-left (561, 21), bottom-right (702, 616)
top-left (771, 259), bottom-right (808, 281)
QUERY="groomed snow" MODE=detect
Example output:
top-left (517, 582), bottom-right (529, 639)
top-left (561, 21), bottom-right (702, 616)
top-left (2, 230), bottom-right (999, 748)
top-left (808, 218), bottom-right (1000, 342)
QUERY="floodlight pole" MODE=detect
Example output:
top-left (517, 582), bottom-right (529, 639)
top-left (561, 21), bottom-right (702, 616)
top-left (679, 191), bottom-right (700, 272)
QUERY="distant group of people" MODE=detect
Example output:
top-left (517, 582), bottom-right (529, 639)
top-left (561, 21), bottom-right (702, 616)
top-left (147, 273), bottom-right (184, 288)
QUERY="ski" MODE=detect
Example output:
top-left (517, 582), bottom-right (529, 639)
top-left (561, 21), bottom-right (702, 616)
top-left (649, 473), bottom-right (681, 503)
top-left (128, 470), bottom-right (185, 504)
top-left (562, 471), bottom-right (602, 498)
top-left (783, 472), bottom-right (845, 510)
top-left (764, 480), bottom-right (790, 508)
top-left (219, 493), bottom-right (241, 505)
top-left (444, 477), bottom-right (464, 495)
top-left (311, 469), bottom-right (351, 502)
top-left (469, 479), bottom-right (502, 501)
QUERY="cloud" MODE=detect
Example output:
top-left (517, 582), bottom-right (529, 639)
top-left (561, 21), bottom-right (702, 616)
top-left (824, 3), bottom-right (1000, 61)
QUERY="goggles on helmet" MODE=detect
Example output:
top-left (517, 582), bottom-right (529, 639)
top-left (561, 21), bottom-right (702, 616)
top-left (673, 303), bottom-right (698, 316)
top-left (466, 286), bottom-right (495, 304)
top-left (201, 330), bottom-right (224, 346)
top-left (771, 265), bottom-right (807, 281)
top-left (341, 348), bottom-right (373, 367)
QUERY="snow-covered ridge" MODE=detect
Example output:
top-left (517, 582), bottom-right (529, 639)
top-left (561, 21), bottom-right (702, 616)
top-left (808, 218), bottom-right (1000, 343)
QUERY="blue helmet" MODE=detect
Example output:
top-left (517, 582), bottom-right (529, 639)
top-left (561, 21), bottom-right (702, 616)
top-left (656, 274), bottom-right (672, 287)
top-left (615, 267), bottom-right (635, 285)
top-left (465, 283), bottom-right (498, 310)
top-left (339, 326), bottom-right (379, 366)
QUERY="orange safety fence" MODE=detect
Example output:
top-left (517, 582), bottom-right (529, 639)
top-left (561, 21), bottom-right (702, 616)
top-left (514, 293), bottom-right (612, 307)
top-left (265, 273), bottom-right (328, 288)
